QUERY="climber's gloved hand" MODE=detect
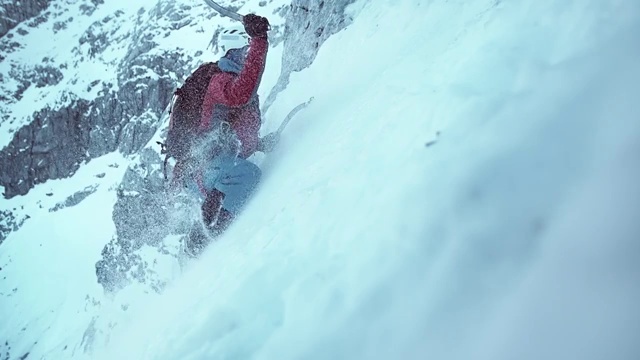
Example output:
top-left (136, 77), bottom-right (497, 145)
top-left (243, 14), bottom-right (270, 38)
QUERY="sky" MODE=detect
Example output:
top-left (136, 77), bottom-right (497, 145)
top-left (1, 0), bottom-right (639, 359)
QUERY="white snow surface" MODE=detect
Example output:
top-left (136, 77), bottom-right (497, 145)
top-left (1, 0), bottom-right (640, 359)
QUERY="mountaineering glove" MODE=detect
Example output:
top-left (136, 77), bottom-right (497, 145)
top-left (243, 14), bottom-right (270, 38)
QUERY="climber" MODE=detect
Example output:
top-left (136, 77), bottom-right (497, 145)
top-left (165, 14), bottom-right (277, 256)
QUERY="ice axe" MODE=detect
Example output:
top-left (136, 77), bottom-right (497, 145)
top-left (276, 97), bottom-right (315, 136)
top-left (259, 97), bottom-right (314, 152)
top-left (202, 0), bottom-right (244, 22)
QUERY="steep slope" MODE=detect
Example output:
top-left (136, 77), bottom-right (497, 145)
top-left (1, 0), bottom-right (639, 359)
top-left (101, 0), bottom-right (640, 359)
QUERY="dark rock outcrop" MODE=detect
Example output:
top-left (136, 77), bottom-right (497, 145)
top-left (0, 0), bottom-right (50, 39)
top-left (49, 185), bottom-right (99, 212)
top-left (0, 101), bottom-right (91, 198)
top-left (0, 210), bottom-right (29, 246)
top-left (0, 6), bottom-right (190, 199)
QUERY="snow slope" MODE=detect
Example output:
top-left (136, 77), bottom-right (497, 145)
top-left (2, 0), bottom-right (640, 359)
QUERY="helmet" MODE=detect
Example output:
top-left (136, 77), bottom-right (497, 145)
top-left (218, 26), bottom-right (249, 53)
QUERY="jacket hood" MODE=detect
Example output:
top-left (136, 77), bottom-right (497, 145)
top-left (218, 46), bottom-right (248, 74)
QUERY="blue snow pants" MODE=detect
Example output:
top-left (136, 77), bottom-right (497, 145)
top-left (188, 155), bottom-right (261, 215)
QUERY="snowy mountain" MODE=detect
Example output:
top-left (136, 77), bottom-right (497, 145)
top-left (1, 0), bottom-right (639, 359)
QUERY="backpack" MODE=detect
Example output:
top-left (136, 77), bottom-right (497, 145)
top-left (159, 62), bottom-right (219, 180)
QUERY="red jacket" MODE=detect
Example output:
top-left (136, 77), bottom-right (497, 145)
top-left (200, 37), bottom-right (268, 158)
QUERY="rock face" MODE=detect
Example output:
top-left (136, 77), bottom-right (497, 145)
top-left (0, 82), bottom-right (174, 198)
top-left (0, 102), bottom-right (92, 198)
top-left (262, 0), bottom-right (357, 112)
top-left (0, 3), bottom-right (190, 199)
top-left (49, 185), bottom-right (99, 212)
top-left (0, 0), bottom-right (50, 39)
